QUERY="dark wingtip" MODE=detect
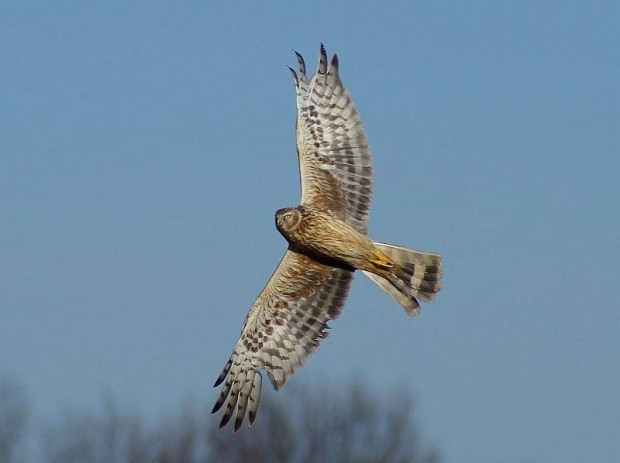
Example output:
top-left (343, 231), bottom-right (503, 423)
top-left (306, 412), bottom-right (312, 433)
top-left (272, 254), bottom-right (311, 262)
top-left (219, 409), bottom-right (233, 429)
top-left (233, 413), bottom-right (244, 433)
top-left (211, 398), bottom-right (223, 414)
top-left (248, 409), bottom-right (257, 426)
top-left (214, 359), bottom-right (231, 387)
top-left (331, 54), bottom-right (339, 68)
top-left (318, 43), bottom-right (328, 74)
top-left (294, 50), bottom-right (307, 81)
top-left (287, 65), bottom-right (298, 82)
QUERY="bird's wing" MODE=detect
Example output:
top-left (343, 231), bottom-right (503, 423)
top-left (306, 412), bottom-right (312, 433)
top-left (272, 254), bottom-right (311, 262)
top-left (212, 250), bottom-right (353, 431)
top-left (290, 44), bottom-right (373, 234)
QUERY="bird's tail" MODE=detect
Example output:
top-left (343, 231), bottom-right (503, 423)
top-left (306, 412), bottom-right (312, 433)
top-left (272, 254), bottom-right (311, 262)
top-left (362, 242), bottom-right (442, 316)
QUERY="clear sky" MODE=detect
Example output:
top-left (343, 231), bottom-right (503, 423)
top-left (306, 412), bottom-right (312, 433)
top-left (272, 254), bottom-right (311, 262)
top-left (1, 2), bottom-right (619, 462)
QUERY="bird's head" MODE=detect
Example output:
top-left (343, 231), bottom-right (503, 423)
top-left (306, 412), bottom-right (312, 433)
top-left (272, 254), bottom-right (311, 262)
top-left (275, 207), bottom-right (302, 237)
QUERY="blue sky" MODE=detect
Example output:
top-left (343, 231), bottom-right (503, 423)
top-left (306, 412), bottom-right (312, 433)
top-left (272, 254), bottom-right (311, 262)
top-left (1, 2), bottom-right (619, 462)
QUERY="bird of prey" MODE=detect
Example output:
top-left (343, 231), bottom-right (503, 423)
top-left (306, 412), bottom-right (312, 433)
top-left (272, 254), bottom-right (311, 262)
top-left (212, 44), bottom-right (442, 432)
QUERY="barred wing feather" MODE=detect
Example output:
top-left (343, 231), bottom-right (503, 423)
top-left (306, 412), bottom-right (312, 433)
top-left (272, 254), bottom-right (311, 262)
top-left (290, 44), bottom-right (373, 234)
top-left (212, 251), bottom-right (352, 431)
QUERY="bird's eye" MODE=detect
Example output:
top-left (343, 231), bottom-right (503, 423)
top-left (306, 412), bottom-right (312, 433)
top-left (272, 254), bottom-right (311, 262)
top-left (284, 213), bottom-right (292, 222)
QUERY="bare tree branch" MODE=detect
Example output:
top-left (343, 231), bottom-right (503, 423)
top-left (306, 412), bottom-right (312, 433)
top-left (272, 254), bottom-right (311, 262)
top-left (0, 376), bottom-right (29, 463)
top-left (39, 378), bottom-right (440, 463)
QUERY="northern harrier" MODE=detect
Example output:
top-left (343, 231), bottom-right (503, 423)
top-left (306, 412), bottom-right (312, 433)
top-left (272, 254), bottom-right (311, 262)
top-left (212, 45), bottom-right (442, 431)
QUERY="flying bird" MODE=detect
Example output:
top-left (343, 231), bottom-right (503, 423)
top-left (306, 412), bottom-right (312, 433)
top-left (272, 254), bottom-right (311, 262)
top-left (212, 44), bottom-right (442, 431)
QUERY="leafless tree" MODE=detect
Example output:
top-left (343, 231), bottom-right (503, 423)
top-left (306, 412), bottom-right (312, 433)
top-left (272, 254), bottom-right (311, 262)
top-left (42, 397), bottom-right (204, 463)
top-left (43, 396), bottom-right (137, 463)
top-left (208, 379), bottom-right (440, 463)
top-left (40, 379), bottom-right (440, 463)
top-left (0, 376), bottom-right (30, 463)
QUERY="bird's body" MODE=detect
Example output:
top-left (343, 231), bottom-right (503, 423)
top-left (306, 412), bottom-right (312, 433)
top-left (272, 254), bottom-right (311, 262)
top-left (212, 45), bottom-right (443, 432)
top-left (276, 205), bottom-right (379, 273)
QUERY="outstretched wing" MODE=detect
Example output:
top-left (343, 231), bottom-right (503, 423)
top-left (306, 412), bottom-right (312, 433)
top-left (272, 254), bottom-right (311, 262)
top-left (289, 44), bottom-right (373, 234)
top-left (212, 250), bottom-right (353, 432)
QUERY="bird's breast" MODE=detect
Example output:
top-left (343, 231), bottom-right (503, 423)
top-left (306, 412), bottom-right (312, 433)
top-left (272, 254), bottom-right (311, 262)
top-left (285, 210), bottom-right (374, 269)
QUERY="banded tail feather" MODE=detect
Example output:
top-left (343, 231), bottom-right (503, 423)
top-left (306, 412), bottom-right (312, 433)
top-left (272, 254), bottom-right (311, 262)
top-left (362, 242), bottom-right (442, 316)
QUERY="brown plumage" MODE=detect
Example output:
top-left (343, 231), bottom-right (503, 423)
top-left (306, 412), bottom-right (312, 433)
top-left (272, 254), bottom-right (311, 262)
top-left (212, 44), bottom-right (443, 431)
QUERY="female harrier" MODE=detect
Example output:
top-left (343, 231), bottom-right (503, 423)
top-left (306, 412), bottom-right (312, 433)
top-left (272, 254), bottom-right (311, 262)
top-left (212, 45), bottom-right (442, 431)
